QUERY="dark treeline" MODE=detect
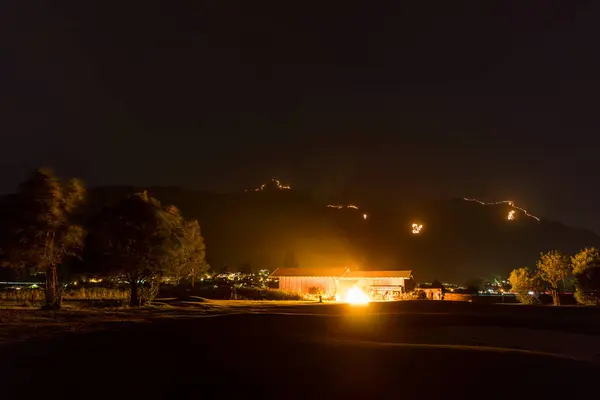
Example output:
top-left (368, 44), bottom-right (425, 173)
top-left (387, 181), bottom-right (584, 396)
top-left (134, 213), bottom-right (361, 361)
top-left (2, 169), bottom-right (600, 309)
top-left (0, 169), bottom-right (207, 308)
top-left (510, 249), bottom-right (600, 306)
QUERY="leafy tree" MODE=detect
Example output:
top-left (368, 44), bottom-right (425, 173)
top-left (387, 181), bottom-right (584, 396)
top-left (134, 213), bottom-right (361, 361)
top-left (172, 218), bottom-right (208, 288)
top-left (284, 250), bottom-right (299, 268)
top-left (571, 247), bottom-right (600, 306)
top-left (1, 169), bottom-right (85, 309)
top-left (537, 250), bottom-right (571, 305)
top-left (509, 267), bottom-right (537, 305)
top-left (85, 192), bottom-right (182, 306)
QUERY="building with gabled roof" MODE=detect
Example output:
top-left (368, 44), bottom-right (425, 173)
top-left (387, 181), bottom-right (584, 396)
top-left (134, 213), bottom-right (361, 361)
top-left (270, 267), bottom-right (349, 278)
top-left (343, 270), bottom-right (412, 279)
top-left (270, 268), bottom-right (414, 300)
top-left (270, 267), bottom-right (349, 296)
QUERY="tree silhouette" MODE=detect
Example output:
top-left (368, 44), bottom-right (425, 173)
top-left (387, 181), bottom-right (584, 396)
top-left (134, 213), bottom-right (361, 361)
top-left (86, 192), bottom-right (182, 306)
top-left (2, 169), bottom-right (85, 309)
top-left (537, 250), bottom-right (571, 306)
top-left (170, 218), bottom-right (208, 288)
top-left (509, 267), bottom-right (537, 304)
top-left (571, 247), bottom-right (600, 305)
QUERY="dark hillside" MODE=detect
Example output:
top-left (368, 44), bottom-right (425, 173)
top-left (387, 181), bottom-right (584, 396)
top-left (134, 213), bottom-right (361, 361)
top-left (2, 185), bottom-right (598, 282)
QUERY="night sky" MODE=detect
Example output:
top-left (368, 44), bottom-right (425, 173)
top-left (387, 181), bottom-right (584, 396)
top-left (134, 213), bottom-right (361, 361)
top-left (7, 1), bottom-right (600, 232)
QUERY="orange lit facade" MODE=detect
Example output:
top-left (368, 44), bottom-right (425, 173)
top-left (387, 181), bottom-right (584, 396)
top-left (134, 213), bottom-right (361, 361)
top-left (270, 267), bottom-right (414, 300)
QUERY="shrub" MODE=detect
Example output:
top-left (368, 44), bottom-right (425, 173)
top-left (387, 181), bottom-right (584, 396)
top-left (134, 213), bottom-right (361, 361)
top-left (0, 288), bottom-right (45, 304)
top-left (264, 288), bottom-right (303, 301)
top-left (515, 292), bottom-right (539, 305)
top-left (574, 286), bottom-right (596, 306)
top-left (236, 287), bottom-right (303, 301)
top-left (308, 287), bottom-right (323, 295)
top-left (138, 280), bottom-right (161, 305)
top-left (160, 284), bottom-right (304, 301)
top-left (62, 287), bottom-right (129, 301)
top-left (509, 267), bottom-right (538, 304)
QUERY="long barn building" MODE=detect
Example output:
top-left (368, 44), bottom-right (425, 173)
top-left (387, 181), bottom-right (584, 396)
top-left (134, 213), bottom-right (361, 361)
top-left (270, 267), bottom-right (414, 300)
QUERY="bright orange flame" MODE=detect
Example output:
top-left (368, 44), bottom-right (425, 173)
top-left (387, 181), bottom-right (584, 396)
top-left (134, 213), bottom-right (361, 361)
top-left (247, 178), bottom-right (291, 192)
top-left (508, 210), bottom-right (515, 220)
top-left (344, 286), bottom-right (370, 305)
top-left (463, 198), bottom-right (540, 222)
top-left (327, 204), bottom-right (360, 210)
top-left (412, 223), bottom-right (423, 234)
top-left (362, 213), bottom-right (368, 220)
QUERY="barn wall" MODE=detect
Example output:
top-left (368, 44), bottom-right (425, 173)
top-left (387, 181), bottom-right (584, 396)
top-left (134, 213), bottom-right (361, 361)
top-left (276, 276), bottom-right (410, 297)
top-left (278, 276), bottom-right (338, 295)
top-left (364, 278), bottom-right (405, 287)
top-left (339, 278), bottom-right (406, 287)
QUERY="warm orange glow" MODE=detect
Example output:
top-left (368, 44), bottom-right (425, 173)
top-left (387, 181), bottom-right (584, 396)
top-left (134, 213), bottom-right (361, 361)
top-left (412, 223), bottom-right (423, 234)
top-left (463, 198), bottom-right (540, 222)
top-left (327, 203), bottom-right (360, 210)
top-left (247, 178), bottom-right (291, 192)
top-left (343, 286), bottom-right (370, 305)
top-left (508, 210), bottom-right (515, 220)
top-left (362, 213), bottom-right (368, 220)
top-left (273, 179), bottom-right (291, 190)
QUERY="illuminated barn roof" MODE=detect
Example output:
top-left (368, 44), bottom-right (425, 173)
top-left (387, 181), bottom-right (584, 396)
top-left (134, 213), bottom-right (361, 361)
top-left (270, 268), bottom-right (412, 279)
top-left (343, 270), bottom-right (413, 279)
top-left (270, 267), bottom-right (350, 277)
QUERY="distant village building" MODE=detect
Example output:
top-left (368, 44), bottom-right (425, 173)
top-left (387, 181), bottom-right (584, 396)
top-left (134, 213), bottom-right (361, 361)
top-left (270, 267), bottom-right (414, 300)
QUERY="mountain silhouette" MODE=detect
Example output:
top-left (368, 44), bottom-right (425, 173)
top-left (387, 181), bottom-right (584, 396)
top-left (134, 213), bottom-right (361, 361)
top-left (2, 184), bottom-right (598, 283)
top-left (81, 185), bottom-right (599, 283)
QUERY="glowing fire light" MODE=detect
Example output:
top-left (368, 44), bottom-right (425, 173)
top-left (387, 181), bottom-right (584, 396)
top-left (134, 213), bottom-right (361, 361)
top-left (327, 204), bottom-right (359, 210)
top-left (412, 223), bottom-right (423, 234)
top-left (463, 198), bottom-right (540, 222)
top-left (344, 286), bottom-right (370, 305)
top-left (508, 210), bottom-right (516, 221)
top-left (362, 213), bottom-right (368, 220)
top-left (246, 178), bottom-right (291, 192)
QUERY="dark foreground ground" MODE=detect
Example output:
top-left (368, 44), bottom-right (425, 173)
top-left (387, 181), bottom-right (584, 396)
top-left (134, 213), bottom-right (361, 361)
top-left (1, 301), bottom-right (600, 398)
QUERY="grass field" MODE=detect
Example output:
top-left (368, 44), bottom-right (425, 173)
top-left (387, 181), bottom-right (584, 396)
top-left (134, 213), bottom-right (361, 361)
top-left (1, 300), bottom-right (599, 397)
top-left (0, 298), bottom-right (319, 346)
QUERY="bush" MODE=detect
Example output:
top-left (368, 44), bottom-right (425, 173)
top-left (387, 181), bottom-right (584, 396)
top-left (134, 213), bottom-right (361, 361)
top-left (62, 287), bottom-right (129, 301)
top-left (0, 288), bottom-right (44, 304)
top-left (158, 284), bottom-right (304, 301)
top-left (138, 280), bottom-right (161, 305)
top-left (574, 286), bottom-right (596, 306)
top-left (0, 286), bottom-right (131, 308)
top-left (515, 293), bottom-right (539, 305)
top-left (235, 287), bottom-right (303, 301)
top-left (264, 289), bottom-right (303, 301)
top-left (308, 287), bottom-right (323, 295)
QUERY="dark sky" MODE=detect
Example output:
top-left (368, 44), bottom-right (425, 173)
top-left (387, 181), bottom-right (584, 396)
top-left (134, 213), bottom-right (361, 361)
top-left (6, 1), bottom-right (600, 231)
